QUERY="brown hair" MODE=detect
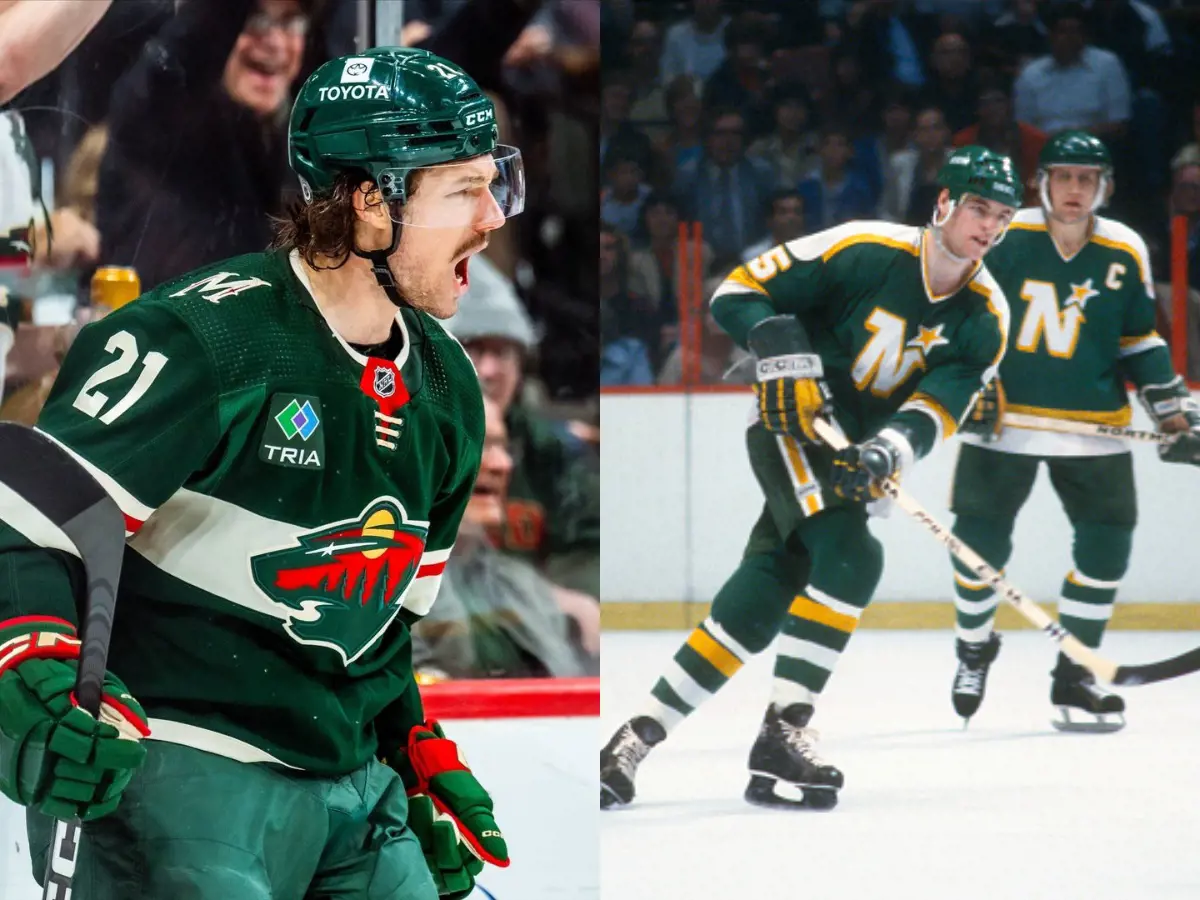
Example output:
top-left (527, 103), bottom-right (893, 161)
top-left (270, 171), bottom-right (370, 268)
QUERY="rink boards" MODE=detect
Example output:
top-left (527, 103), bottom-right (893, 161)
top-left (1, 679), bottom-right (598, 900)
top-left (601, 390), bottom-right (1200, 623)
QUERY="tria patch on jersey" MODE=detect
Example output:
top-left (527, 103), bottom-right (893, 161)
top-left (260, 394), bottom-right (325, 469)
top-left (249, 497), bottom-right (431, 665)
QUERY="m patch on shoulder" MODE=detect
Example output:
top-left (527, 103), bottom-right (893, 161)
top-left (169, 272), bottom-right (270, 304)
top-left (261, 394), bottom-right (325, 469)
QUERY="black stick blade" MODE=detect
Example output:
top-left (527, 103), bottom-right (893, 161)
top-left (1113, 646), bottom-right (1200, 687)
top-left (0, 423), bottom-right (126, 715)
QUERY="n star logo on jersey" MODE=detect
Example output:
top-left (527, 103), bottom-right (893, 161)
top-left (250, 498), bottom-right (430, 665)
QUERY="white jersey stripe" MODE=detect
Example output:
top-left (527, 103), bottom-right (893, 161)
top-left (1058, 598), bottom-right (1114, 622)
top-left (36, 428), bottom-right (156, 527)
top-left (146, 718), bottom-right (301, 768)
top-left (0, 481), bottom-right (80, 558)
top-left (806, 585), bottom-right (863, 621)
top-left (1068, 569), bottom-right (1122, 590)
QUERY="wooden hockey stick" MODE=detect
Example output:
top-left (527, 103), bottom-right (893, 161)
top-left (812, 417), bottom-right (1200, 687)
top-left (1002, 411), bottom-right (1176, 445)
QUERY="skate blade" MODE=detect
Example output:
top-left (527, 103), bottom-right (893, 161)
top-left (744, 774), bottom-right (838, 811)
top-left (1050, 708), bottom-right (1126, 734)
top-left (600, 783), bottom-right (629, 809)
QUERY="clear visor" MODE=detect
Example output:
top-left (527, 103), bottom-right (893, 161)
top-left (386, 145), bottom-right (524, 229)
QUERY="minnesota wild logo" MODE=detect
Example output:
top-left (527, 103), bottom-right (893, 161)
top-left (250, 498), bottom-right (430, 664)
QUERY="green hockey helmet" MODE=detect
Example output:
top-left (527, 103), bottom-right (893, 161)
top-left (288, 48), bottom-right (524, 228)
top-left (936, 146), bottom-right (1024, 210)
top-left (1036, 130), bottom-right (1111, 214)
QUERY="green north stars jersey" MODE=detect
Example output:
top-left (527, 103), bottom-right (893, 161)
top-left (712, 221), bottom-right (1009, 459)
top-left (972, 206), bottom-right (1174, 457)
top-left (0, 248), bottom-right (483, 775)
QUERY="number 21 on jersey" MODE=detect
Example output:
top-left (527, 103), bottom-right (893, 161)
top-left (72, 330), bottom-right (168, 424)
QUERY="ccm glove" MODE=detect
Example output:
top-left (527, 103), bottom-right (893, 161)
top-left (0, 617), bottom-right (150, 821)
top-left (830, 433), bottom-right (904, 503)
top-left (747, 316), bottom-right (835, 444)
top-left (1139, 377), bottom-right (1200, 466)
top-left (390, 720), bottom-right (509, 898)
top-left (961, 378), bottom-right (1005, 440)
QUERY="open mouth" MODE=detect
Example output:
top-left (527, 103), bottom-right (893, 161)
top-left (245, 57), bottom-right (283, 79)
top-left (454, 256), bottom-right (470, 292)
top-left (472, 482), bottom-right (500, 500)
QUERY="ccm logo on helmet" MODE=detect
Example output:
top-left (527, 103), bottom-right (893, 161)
top-left (317, 84), bottom-right (391, 102)
top-left (464, 109), bottom-right (494, 126)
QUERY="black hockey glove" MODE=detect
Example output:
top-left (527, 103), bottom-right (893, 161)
top-left (961, 378), bottom-right (1005, 440)
top-left (747, 315), bottom-right (835, 444)
top-left (830, 433), bottom-right (903, 503)
top-left (1139, 377), bottom-right (1200, 466)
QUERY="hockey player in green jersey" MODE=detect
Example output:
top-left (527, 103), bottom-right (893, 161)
top-left (949, 131), bottom-right (1200, 733)
top-left (600, 147), bottom-right (1023, 811)
top-left (0, 48), bottom-right (522, 898)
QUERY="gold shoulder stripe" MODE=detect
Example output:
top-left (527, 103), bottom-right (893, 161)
top-left (906, 391), bottom-right (958, 439)
top-left (1006, 221), bottom-right (1046, 232)
top-left (723, 265), bottom-right (769, 296)
top-left (1091, 235), bottom-right (1148, 285)
top-left (820, 233), bottom-right (918, 262)
top-left (1119, 331), bottom-right (1161, 348)
top-left (968, 281), bottom-right (1009, 371)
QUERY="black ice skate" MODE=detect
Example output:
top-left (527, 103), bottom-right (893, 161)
top-left (951, 633), bottom-right (1002, 725)
top-left (744, 703), bottom-right (842, 811)
top-left (600, 716), bottom-right (666, 809)
top-left (1050, 653), bottom-right (1126, 733)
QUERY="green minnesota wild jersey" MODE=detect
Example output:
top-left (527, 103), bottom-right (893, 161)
top-left (974, 206), bottom-right (1173, 457)
top-left (712, 221), bottom-right (1009, 458)
top-left (0, 248), bottom-right (483, 775)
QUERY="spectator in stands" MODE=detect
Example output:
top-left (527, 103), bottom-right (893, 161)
top-left (919, 32), bottom-right (980, 133)
top-left (749, 87), bottom-right (819, 189)
top-left (990, 0), bottom-right (1049, 77)
top-left (657, 275), bottom-right (751, 386)
top-left (600, 151), bottom-right (652, 237)
top-left (600, 218), bottom-right (661, 370)
top-left (600, 68), bottom-right (655, 177)
top-left (742, 188), bottom-right (806, 261)
top-left (95, 0), bottom-right (318, 292)
top-left (626, 19), bottom-right (670, 142)
top-left (953, 81), bottom-right (1047, 201)
top-left (842, 0), bottom-right (925, 90)
top-left (1162, 149), bottom-right (1200, 289)
top-left (601, 302), bottom-right (655, 387)
top-left (626, 192), bottom-right (710, 359)
top-left (703, 17), bottom-right (774, 139)
top-left (411, 395), bottom-right (598, 680)
top-left (447, 253), bottom-right (602, 600)
top-left (651, 75), bottom-right (704, 189)
top-left (660, 0), bottom-right (730, 86)
top-left (1012, 2), bottom-right (1131, 141)
top-left (798, 123), bottom-right (876, 230)
top-left (870, 88), bottom-right (917, 179)
top-left (672, 108), bottom-right (775, 268)
top-left (879, 104), bottom-right (952, 224)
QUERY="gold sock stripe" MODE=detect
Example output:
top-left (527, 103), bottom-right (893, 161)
top-left (788, 594), bottom-right (859, 634)
top-left (686, 627), bottom-right (744, 678)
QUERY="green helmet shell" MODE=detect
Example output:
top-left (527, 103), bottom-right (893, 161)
top-left (288, 48), bottom-right (498, 203)
top-left (1038, 130), bottom-right (1112, 172)
top-left (937, 146), bottom-right (1024, 208)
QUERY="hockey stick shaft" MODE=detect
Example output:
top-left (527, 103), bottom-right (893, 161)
top-left (811, 418), bottom-right (1200, 687)
top-left (1002, 412), bottom-right (1175, 445)
top-left (0, 424), bottom-right (126, 900)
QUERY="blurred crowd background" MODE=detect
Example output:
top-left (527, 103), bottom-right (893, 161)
top-left (600, 0), bottom-right (1200, 387)
top-left (0, 0), bottom-right (599, 681)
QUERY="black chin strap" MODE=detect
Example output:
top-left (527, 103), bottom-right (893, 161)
top-left (352, 219), bottom-right (407, 309)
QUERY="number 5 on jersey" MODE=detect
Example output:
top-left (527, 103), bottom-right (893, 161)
top-left (72, 330), bottom-right (169, 424)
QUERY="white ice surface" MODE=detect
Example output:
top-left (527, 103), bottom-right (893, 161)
top-left (601, 630), bottom-right (1200, 900)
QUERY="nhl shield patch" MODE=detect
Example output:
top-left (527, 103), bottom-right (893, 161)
top-left (261, 394), bottom-right (325, 469)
